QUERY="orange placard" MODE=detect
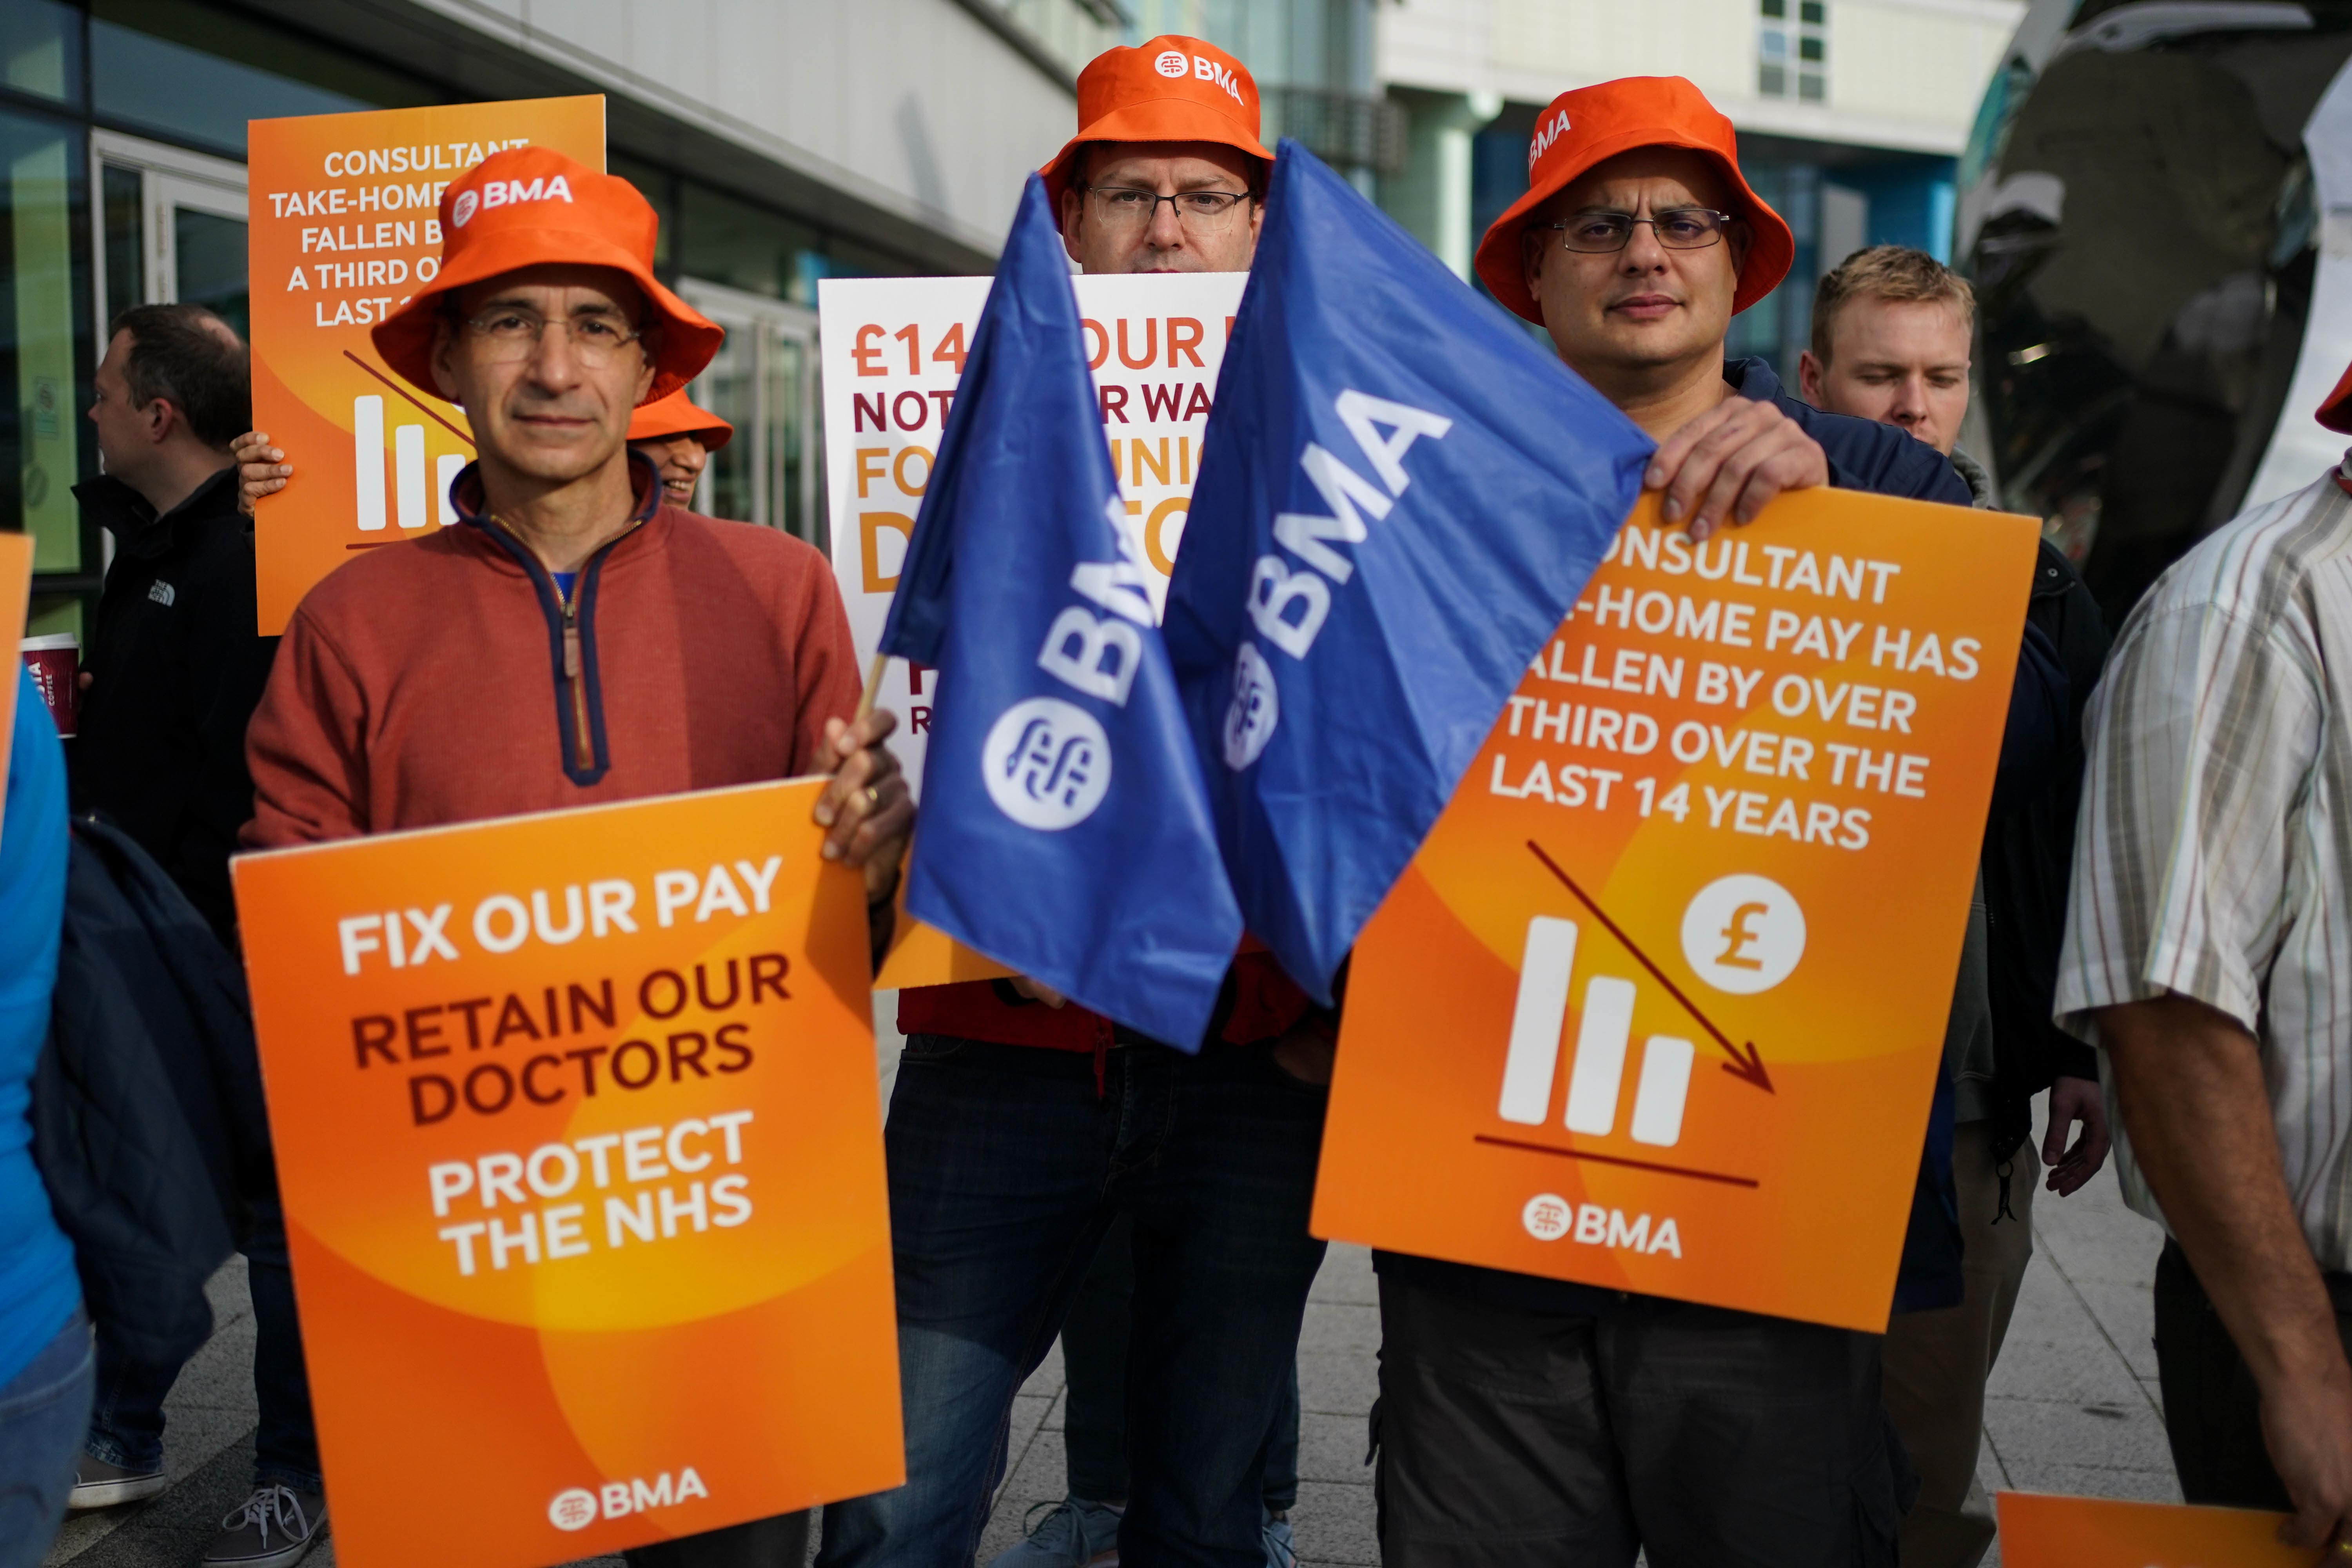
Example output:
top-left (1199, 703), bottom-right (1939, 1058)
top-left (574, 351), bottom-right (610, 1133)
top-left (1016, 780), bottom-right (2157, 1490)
top-left (873, 873), bottom-right (1012, 990)
top-left (232, 779), bottom-right (901, 1568)
top-left (0, 533), bottom-right (31, 834)
top-left (1314, 489), bottom-right (2039, 1330)
top-left (1995, 1493), bottom-right (2305, 1566)
top-left (246, 98), bottom-right (604, 633)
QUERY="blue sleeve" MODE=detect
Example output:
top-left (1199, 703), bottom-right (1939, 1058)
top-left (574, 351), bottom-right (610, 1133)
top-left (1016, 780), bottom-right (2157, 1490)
top-left (1820, 435), bottom-right (1973, 508)
top-left (0, 666), bottom-right (68, 1056)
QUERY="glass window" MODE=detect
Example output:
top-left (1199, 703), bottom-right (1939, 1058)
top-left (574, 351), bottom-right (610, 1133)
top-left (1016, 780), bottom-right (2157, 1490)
top-left (0, 105), bottom-right (91, 575)
top-left (101, 163), bottom-right (139, 332)
top-left (91, 0), bottom-right (439, 156)
top-left (1760, 0), bottom-right (1828, 102)
top-left (2, 0), bottom-right (82, 106)
top-left (677, 181), bottom-right (818, 303)
top-left (174, 207), bottom-right (247, 338)
top-left (610, 152), bottom-right (674, 270)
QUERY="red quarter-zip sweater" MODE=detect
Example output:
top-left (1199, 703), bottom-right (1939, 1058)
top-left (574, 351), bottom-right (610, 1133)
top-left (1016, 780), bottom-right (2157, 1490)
top-left (243, 459), bottom-right (859, 846)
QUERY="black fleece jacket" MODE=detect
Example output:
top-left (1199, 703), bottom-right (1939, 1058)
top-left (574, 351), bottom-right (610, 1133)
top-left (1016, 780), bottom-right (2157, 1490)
top-left (69, 468), bottom-right (278, 940)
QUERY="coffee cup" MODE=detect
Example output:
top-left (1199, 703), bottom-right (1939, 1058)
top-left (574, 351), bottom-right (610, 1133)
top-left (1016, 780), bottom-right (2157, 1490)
top-left (19, 632), bottom-right (78, 738)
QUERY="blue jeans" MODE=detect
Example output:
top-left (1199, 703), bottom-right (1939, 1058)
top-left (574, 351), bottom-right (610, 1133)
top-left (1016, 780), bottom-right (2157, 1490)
top-left (817, 1037), bottom-right (1328, 1568)
top-left (0, 1309), bottom-right (94, 1568)
top-left (85, 1196), bottom-right (319, 1491)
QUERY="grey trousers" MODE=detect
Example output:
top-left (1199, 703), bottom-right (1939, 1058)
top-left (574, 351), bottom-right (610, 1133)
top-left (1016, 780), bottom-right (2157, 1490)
top-left (1881, 1122), bottom-right (2038, 1568)
top-left (1373, 1270), bottom-right (1904, 1567)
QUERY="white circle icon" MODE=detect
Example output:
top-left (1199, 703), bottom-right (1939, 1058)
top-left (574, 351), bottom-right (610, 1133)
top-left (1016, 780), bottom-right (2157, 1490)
top-left (1523, 1193), bottom-right (1572, 1241)
top-left (1680, 874), bottom-right (1806, 994)
top-left (450, 188), bottom-right (479, 228)
top-left (1154, 49), bottom-right (1189, 77)
top-left (548, 1488), bottom-right (598, 1531)
top-left (1222, 641), bottom-right (1279, 770)
top-left (983, 697), bottom-right (1112, 830)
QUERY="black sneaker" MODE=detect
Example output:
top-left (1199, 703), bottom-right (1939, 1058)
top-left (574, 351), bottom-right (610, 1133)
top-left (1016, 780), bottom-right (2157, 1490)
top-left (67, 1454), bottom-right (166, 1510)
top-left (201, 1485), bottom-right (326, 1568)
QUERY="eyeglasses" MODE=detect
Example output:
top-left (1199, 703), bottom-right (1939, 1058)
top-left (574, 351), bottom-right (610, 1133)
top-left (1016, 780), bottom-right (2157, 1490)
top-left (1544, 209), bottom-right (1734, 254)
top-left (1085, 185), bottom-right (1254, 233)
top-left (462, 308), bottom-right (645, 365)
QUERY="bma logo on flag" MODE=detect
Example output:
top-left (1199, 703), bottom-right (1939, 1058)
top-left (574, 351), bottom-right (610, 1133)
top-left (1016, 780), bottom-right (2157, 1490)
top-left (984, 697), bottom-right (1112, 830)
top-left (1222, 643), bottom-right (1280, 769)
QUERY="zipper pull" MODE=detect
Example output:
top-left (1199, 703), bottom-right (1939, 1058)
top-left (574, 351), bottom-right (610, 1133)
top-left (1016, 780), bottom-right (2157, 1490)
top-left (563, 619), bottom-right (582, 681)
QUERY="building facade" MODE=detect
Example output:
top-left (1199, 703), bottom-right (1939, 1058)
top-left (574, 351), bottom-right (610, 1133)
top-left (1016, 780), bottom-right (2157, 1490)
top-left (1, 0), bottom-right (1108, 633)
top-left (1372, 0), bottom-right (2026, 370)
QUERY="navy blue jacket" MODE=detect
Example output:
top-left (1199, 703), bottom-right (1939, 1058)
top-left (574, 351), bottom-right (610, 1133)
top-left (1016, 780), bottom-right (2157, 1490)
top-left (1376, 358), bottom-right (2068, 1322)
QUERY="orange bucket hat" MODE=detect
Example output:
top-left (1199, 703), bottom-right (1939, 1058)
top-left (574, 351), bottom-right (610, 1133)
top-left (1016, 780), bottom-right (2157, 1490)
top-left (2318, 359), bottom-right (2352, 433)
top-left (372, 146), bottom-right (722, 406)
top-left (1474, 76), bottom-right (1795, 325)
top-left (1039, 35), bottom-right (1274, 210)
top-left (627, 388), bottom-right (733, 452)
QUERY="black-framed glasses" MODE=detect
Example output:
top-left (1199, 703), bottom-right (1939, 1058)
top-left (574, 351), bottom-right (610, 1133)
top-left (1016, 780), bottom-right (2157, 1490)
top-left (1086, 185), bottom-right (1255, 232)
top-left (1544, 209), bottom-right (1734, 254)
top-left (462, 307), bottom-right (645, 365)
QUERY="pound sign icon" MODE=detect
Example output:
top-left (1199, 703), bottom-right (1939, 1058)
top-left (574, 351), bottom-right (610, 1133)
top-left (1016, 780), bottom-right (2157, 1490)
top-left (1715, 902), bottom-right (1771, 970)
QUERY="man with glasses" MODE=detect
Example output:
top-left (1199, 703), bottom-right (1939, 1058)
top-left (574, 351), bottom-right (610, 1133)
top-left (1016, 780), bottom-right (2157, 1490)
top-left (1367, 78), bottom-right (2065, 1567)
top-left (841, 44), bottom-right (1325, 1568)
top-left (240, 146), bottom-right (908, 1568)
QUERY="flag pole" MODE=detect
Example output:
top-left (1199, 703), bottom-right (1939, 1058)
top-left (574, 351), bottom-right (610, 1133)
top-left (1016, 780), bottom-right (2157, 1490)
top-left (853, 652), bottom-right (889, 724)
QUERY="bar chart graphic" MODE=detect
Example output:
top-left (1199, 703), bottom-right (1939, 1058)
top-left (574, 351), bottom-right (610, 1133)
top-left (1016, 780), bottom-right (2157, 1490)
top-left (1498, 915), bottom-right (1696, 1147)
top-left (350, 394), bottom-right (467, 533)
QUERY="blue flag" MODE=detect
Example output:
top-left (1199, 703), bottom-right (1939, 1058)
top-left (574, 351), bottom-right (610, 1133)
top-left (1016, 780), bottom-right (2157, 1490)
top-left (1164, 140), bottom-right (1654, 1004)
top-left (878, 174), bottom-right (1242, 1048)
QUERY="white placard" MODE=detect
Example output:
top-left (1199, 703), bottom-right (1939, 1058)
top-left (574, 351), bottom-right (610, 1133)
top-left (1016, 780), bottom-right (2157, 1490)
top-left (818, 272), bottom-right (1249, 799)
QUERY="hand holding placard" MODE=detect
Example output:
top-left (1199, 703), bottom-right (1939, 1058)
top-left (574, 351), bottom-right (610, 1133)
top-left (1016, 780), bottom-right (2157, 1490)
top-left (233, 778), bottom-right (900, 1568)
top-left (1314, 488), bottom-right (2040, 1330)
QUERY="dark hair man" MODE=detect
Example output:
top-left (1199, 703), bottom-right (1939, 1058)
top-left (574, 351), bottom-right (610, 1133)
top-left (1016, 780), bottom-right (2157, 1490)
top-left (64, 303), bottom-right (303, 1568)
top-left (71, 303), bottom-right (275, 940)
top-left (1356, 78), bottom-right (2067, 1567)
top-left (1801, 243), bottom-right (2113, 1568)
top-left (2057, 363), bottom-right (2352, 1552)
top-left (236, 145), bottom-right (909, 1568)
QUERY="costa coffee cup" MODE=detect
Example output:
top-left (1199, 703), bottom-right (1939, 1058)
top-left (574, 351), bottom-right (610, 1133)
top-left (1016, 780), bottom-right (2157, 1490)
top-left (19, 633), bottom-right (78, 738)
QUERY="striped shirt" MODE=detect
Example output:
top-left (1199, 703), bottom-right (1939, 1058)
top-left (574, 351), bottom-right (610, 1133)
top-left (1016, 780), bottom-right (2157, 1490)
top-left (2057, 464), bottom-right (2352, 1267)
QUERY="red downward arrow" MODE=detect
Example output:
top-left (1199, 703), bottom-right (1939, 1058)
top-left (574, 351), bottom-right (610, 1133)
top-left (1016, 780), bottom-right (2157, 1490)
top-left (1524, 840), bottom-right (1775, 1094)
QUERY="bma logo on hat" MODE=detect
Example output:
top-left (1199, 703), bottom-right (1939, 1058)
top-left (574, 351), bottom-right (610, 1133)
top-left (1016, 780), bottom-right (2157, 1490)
top-left (450, 188), bottom-right (479, 228)
top-left (1154, 49), bottom-right (1188, 77)
top-left (1528, 108), bottom-right (1572, 171)
top-left (984, 697), bottom-right (1111, 830)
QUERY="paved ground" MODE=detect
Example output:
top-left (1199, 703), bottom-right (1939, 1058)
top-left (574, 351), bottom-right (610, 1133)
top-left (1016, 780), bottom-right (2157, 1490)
top-left (43, 1024), bottom-right (2178, 1568)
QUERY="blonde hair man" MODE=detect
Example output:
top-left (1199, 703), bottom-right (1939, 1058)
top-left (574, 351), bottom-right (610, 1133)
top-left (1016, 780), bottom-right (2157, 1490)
top-left (1799, 242), bottom-right (2114, 1568)
top-left (1799, 245), bottom-right (1983, 495)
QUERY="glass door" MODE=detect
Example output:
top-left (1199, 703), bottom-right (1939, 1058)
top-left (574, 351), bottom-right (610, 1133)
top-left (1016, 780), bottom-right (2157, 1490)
top-left (677, 278), bottom-right (823, 548)
top-left (91, 130), bottom-right (248, 337)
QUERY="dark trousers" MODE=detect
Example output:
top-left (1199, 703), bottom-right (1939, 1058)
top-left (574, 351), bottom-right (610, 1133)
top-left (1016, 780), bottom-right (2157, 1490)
top-left (85, 1196), bottom-right (318, 1491)
top-left (816, 1036), bottom-right (1328, 1568)
top-left (2154, 1238), bottom-right (2352, 1508)
top-left (1374, 1269), bottom-right (1905, 1568)
top-left (625, 1510), bottom-right (812, 1568)
top-left (1060, 1212), bottom-right (1304, 1511)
